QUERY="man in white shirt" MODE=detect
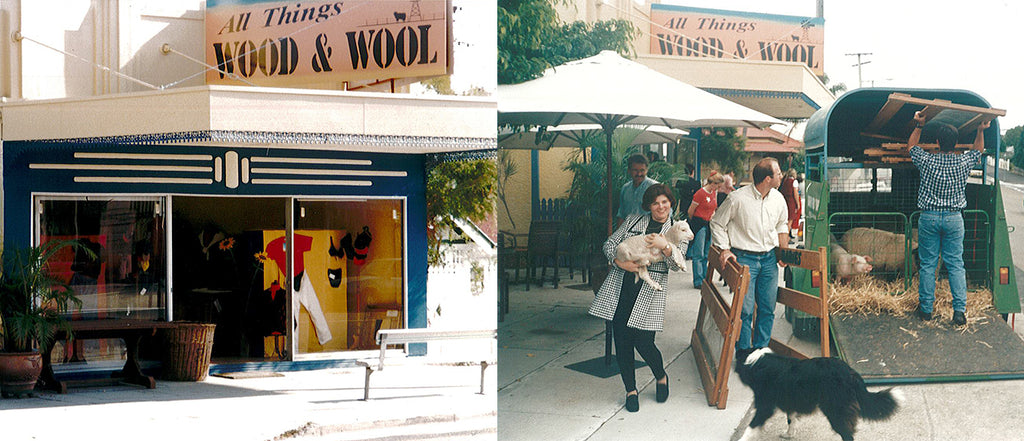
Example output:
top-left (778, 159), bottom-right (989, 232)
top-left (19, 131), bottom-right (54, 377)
top-left (709, 157), bottom-right (789, 357)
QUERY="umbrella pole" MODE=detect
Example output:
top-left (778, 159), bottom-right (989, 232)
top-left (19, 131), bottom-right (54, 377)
top-left (605, 125), bottom-right (615, 237)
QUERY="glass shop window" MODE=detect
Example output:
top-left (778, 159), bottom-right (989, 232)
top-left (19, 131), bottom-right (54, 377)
top-left (286, 199), bottom-right (406, 354)
top-left (37, 197), bottom-right (167, 321)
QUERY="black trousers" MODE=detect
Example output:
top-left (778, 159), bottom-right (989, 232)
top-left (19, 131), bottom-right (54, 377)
top-left (613, 273), bottom-right (667, 393)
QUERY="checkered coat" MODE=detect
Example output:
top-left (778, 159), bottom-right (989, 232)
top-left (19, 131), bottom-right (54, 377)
top-left (589, 214), bottom-right (687, 331)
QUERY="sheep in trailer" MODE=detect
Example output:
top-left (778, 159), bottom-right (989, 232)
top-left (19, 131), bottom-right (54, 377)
top-left (615, 221), bottom-right (694, 291)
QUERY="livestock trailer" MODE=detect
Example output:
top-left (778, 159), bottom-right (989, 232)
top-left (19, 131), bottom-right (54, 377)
top-left (790, 88), bottom-right (1024, 382)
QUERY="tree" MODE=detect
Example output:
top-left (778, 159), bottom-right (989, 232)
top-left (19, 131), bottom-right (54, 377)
top-left (498, 0), bottom-right (635, 85)
top-left (820, 73), bottom-right (846, 96)
top-left (1003, 125), bottom-right (1024, 169)
top-left (425, 159), bottom-right (497, 265)
top-left (699, 127), bottom-right (749, 177)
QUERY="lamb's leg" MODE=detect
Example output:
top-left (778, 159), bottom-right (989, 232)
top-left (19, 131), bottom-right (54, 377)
top-left (636, 265), bottom-right (662, 291)
top-left (671, 246), bottom-right (688, 272)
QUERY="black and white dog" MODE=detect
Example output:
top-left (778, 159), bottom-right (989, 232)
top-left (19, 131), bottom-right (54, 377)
top-left (734, 348), bottom-right (904, 441)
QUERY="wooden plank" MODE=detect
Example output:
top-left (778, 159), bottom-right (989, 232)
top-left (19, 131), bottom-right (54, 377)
top-left (768, 339), bottom-right (810, 360)
top-left (863, 92), bottom-right (908, 133)
top-left (691, 328), bottom-right (720, 407)
top-left (777, 287), bottom-right (824, 317)
top-left (882, 157), bottom-right (912, 163)
top-left (881, 143), bottom-right (973, 150)
top-left (701, 283), bottom-right (732, 334)
top-left (958, 113), bottom-right (999, 133)
top-left (776, 247), bottom-right (824, 270)
top-left (860, 131), bottom-right (906, 142)
top-left (863, 148), bottom-right (889, 157)
top-left (887, 93), bottom-right (1006, 117)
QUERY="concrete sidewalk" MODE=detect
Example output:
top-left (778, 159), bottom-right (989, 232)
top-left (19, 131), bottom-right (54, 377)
top-left (497, 268), bottom-right (1024, 440)
top-left (0, 360), bottom-right (497, 441)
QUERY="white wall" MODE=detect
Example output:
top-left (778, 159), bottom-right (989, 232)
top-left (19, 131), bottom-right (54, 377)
top-left (4, 0), bottom-right (206, 100)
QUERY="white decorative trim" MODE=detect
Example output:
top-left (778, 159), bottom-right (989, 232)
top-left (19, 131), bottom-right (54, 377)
top-left (250, 167), bottom-right (407, 177)
top-left (73, 177), bottom-right (215, 184)
top-left (250, 178), bottom-right (373, 186)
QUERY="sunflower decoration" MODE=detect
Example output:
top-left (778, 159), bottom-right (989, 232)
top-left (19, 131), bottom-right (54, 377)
top-left (218, 237), bottom-right (236, 251)
top-left (253, 251), bottom-right (268, 263)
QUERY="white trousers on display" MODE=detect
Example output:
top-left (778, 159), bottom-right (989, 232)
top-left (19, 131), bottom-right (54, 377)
top-left (294, 272), bottom-right (333, 345)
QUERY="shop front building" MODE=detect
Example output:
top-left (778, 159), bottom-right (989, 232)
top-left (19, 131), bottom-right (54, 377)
top-left (1, 0), bottom-right (496, 373)
top-left (1, 86), bottom-right (495, 370)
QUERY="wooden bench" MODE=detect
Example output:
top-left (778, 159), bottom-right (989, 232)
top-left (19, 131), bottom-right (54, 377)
top-left (355, 328), bottom-right (497, 400)
top-left (39, 319), bottom-right (180, 393)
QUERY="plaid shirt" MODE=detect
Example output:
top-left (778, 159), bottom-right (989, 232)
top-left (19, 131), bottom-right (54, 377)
top-left (910, 146), bottom-right (982, 211)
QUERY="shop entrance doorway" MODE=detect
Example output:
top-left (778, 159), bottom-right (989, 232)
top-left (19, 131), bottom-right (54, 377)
top-left (172, 196), bottom-right (407, 362)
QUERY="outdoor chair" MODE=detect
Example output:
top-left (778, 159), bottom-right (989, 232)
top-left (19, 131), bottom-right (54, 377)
top-left (526, 220), bottom-right (561, 289)
top-left (498, 230), bottom-right (528, 287)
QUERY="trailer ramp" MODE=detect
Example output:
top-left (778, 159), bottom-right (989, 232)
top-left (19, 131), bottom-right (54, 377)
top-left (831, 310), bottom-right (1024, 383)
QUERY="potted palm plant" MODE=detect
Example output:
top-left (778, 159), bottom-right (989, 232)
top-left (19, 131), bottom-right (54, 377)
top-left (0, 240), bottom-right (88, 397)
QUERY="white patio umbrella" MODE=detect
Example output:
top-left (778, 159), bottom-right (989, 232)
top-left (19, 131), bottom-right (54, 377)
top-left (498, 124), bottom-right (689, 150)
top-left (498, 50), bottom-right (783, 235)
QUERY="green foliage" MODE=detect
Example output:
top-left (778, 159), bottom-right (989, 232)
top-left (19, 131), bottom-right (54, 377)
top-left (496, 149), bottom-right (519, 230)
top-left (562, 128), bottom-right (642, 253)
top-left (647, 159), bottom-right (685, 186)
top-left (699, 128), bottom-right (749, 177)
top-left (425, 159), bottom-right (498, 265)
top-left (1, 240), bottom-right (89, 353)
top-left (1004, 125), bottom-right (1024, 169)
top-left (498, 0), bottom-right (636, 84)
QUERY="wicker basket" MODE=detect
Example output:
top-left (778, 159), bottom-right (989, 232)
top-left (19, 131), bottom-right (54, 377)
top-left (162, 323), bottom-right (216, 381)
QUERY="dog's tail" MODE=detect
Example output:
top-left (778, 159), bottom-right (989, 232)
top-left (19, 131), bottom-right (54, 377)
top-left (858, 387), bottom-right (904, 420)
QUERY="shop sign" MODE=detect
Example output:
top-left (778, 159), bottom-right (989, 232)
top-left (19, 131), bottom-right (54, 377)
top-left (205, 0), bottom-right (451, 86)
top-left (649, 4), bottom-right (824, 76)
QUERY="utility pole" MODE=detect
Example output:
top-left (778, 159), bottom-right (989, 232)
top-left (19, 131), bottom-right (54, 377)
top-left (846, 52), bottom-right (872, 89)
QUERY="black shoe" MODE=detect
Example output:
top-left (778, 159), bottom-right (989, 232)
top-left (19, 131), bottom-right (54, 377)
top-left (625, 393), bottom-right (639, 412)
top-left (953, 311), bottom-right (966, 326)
top-left (916, 307), bottom-right (933, 321)
top-left (656, 377), bottom-right (669, 403)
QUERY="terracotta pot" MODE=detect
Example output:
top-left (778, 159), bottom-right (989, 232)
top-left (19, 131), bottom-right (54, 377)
top-left (0, 351), bottom-right (42, 397)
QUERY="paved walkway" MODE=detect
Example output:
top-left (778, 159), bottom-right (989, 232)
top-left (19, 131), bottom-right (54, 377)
top-left (0, 359), bottom-right (496, 441)
top-left (498, 268), bottom-right (1024, 440)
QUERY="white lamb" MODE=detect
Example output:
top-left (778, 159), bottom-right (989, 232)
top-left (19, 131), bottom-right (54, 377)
top-left (615, 221), bottom-right (694, 291)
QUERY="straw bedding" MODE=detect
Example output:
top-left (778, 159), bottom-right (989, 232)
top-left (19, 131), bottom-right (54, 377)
top-left (828, 274), bottom-right (994, 329)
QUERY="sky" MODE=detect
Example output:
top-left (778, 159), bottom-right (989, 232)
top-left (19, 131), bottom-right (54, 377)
top-left (411, 0), bottom-right (496, 96)
top-left (661, 0), bottom-right (1024, 130)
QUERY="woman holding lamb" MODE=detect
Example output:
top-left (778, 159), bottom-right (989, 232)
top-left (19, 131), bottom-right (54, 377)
top-left (687, 171), bottom-right (725, 289)
top-left (589, 183), bottom-right (688, 412)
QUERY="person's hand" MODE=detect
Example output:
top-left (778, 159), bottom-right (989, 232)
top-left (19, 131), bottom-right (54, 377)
top-left (979, 120), bottom-right (991, 131)
top-left (719, 250), bottom-right (736, 267)
top-left (913, 111), bottom-right (927, 126)
top-left (615, 258), bottom-right (641, 273)
top-left (645, 233), bottom-right (669, 251)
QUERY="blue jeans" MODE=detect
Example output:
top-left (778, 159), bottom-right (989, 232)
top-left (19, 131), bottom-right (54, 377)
top-left (918, 211), bottom-right (967, 313)
top-left (735, 250), bottom-right (779, 350)
top-left (691, 227), bottom-right (711, 287)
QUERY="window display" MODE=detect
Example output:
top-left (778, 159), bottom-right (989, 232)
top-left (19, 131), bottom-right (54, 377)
top-left (38, 197), bottom-right (167, 321)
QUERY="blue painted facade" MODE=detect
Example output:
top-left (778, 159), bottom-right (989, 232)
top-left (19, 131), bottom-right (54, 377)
top-left (2, 139), bottom-right (429, 355)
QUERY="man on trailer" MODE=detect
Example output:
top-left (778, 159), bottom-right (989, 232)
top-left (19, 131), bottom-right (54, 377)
top-left (904, 111), bottom-right (990, 326)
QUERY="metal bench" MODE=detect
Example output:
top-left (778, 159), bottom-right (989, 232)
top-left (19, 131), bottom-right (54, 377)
top-left (354, 328), bottom-right (497, 400)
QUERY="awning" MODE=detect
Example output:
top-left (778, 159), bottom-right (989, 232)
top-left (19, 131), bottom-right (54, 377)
top-left (639, 55), bottom-right (835, 120)
top-left (0, 86), bottom-right (496, 154)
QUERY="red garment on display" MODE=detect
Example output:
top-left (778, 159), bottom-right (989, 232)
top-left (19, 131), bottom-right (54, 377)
top-left (266, 234), bottom-right (313, 276)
